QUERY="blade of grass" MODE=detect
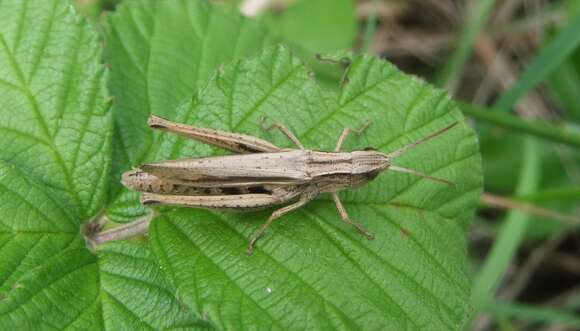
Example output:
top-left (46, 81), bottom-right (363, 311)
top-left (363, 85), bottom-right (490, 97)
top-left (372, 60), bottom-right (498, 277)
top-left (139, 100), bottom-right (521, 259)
top-left (459, 102), bottom-right (580, 148)
top-left (495, 317), bottom-right (517, 331)
top-left (568, 0), bottom-right (580, 16)
top-left (518, 187), bottom-right (580, 203)
top-left (434, 0), bottom-right (496, 90)
top-left (495, 14), bottom-right (580, 112)
top-left (548, 59), bottom-right (580, 121)
top-left (361, 0), bottom-right (380, 53)
top-left (486, 301), bottom-right (580, 327)
top-left (471, 138), bottom-right (541, 312)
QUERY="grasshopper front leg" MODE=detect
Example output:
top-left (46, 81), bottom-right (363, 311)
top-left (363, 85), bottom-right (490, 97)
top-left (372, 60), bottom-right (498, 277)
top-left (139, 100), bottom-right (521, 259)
top-left (332, 193), bottom-right (374, 240)
top-left (260, 116), bottom-right (305, 149)
top-left (334, 121), bottom-right (372, 152)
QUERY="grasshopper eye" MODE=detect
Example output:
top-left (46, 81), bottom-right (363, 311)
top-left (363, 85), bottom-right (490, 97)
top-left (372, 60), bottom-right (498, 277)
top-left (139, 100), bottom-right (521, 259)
top-left (364, 147), bottom-right (377, 151)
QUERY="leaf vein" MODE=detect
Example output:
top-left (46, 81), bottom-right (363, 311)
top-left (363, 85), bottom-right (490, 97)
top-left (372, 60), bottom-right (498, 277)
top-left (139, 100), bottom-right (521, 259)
top-left (301, 67), bottom-right (396, 140)
top-left (232, 62), bottom-right (302, 131)
top-left (25, 0), bottom-right (59, 83)
top-left (101, 289), bottom-right (156, 331)
top-left (301, 208), bottom-right (454, 326)
top-left (206, 213), bottom-right (365, 330)
top-left (167, 219), bottom-right (284, 330)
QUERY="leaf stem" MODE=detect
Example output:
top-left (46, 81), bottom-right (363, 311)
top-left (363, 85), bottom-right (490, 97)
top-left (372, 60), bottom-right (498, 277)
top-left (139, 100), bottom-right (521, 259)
top-left (88, 213), bottom-right (153, 246)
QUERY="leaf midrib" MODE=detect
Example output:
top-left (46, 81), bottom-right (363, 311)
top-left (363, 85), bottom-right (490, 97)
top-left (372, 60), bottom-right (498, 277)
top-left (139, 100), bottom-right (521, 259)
top-left (0, 30), bottom-right (83, 214)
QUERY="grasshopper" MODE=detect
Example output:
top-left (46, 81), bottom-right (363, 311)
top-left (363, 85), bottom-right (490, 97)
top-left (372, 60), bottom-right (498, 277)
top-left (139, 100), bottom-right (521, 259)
top-left (122, 115), bottom-right (457, 255)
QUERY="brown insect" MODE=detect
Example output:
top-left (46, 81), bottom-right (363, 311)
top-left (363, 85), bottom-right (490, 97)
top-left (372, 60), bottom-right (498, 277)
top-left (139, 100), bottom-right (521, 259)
top-left (122, 115), bottom-right (456, 255)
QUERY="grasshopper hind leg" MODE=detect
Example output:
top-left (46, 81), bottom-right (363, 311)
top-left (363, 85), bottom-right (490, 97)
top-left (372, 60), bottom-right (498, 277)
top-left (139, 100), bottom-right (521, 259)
top-left (141, 192), bottom-right (283, 212)
top-left (140, 186), bottom-right (313, 256)
top-left (148, 115), bottom-right (281, 153)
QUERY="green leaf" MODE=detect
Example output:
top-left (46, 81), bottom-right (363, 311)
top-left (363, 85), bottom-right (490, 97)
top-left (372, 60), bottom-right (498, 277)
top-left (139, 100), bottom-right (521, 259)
top-left (97, 242), bottom-right (208, 330)
top-left (261, 0), bottom-right (357, 53)
top-left (104, 0), bottom-right (276, 221)
top-left (0, 1), bottom-right (204, 329)
top-left (0, 248), bottom-right (100, 330)
top-left (146, 46), bottom-right (482, 329)
top-left (0, 0), bottom-right (111, 219)
top-left (104, 0), bottom-right (275, 185)
top-left (0, 242), bottom-right (206, 330)
top-left (0, 0), bottom-right (109, 290)
top-left (0, 0), bottom-right (482, 328)
top-left (0, 161), bottom-right (85, 292)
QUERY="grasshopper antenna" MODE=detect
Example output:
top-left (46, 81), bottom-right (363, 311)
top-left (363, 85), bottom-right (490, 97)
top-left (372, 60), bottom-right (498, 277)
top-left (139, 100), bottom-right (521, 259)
top-left (386, 122), bottom-right (458, 158)
top-left (388, 165), bottom-right (455, 186)
top-left (385, 122), bottom-right (458, 186)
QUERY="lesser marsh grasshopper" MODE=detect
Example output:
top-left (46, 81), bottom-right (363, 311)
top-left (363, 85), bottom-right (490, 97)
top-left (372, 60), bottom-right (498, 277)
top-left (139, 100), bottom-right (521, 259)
top-left (122, 115), bottom-right (457, 255)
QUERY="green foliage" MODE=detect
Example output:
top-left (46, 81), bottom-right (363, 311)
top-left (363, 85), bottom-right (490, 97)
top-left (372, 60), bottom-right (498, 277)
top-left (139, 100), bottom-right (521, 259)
top-left (0, 0), bottom-right (200, 329)
top-left (460, 102), bottom-right (580, 148)
top-left (472, 139), bottom-right (540, 313)
top-left (0, 243), bottom-right (204, 330)
top-left (0, 0), bottom-right (483, 329)
top-left (0, 0), bottom-right (109, 292)
top-left (487, 301), bottom-right (580, 328)
top-left (548, 57), bottom-right (580, 121)
top-left (145, 45), bottom-right (482, 329)
top-left (0, 0), bottom-right (111, 218)
top-left (104, 0), bottom-right (276, 221)
top-left (261, 0), bottom-right (357, 53)
top-left (495, 14), bottom-right (580, 112)
top-left (548, 15), bottom-right (580, 121)
top-left (435, 0), bottom-right (497, 89)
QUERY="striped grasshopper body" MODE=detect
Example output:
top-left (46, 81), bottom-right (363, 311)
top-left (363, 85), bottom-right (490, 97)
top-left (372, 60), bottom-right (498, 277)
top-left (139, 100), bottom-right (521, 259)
top-left (122, 115), bottom-right (457, 255)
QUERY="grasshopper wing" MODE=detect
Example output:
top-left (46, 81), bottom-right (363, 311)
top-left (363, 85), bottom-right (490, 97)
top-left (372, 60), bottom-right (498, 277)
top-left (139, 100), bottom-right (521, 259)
top-left (140, 150), bottom-right (311, 187)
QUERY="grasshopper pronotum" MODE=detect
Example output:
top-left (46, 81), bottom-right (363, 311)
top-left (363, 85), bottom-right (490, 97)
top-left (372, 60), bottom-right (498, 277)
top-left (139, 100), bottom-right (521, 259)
top-left (122, 115), bottom-right (457, 255)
